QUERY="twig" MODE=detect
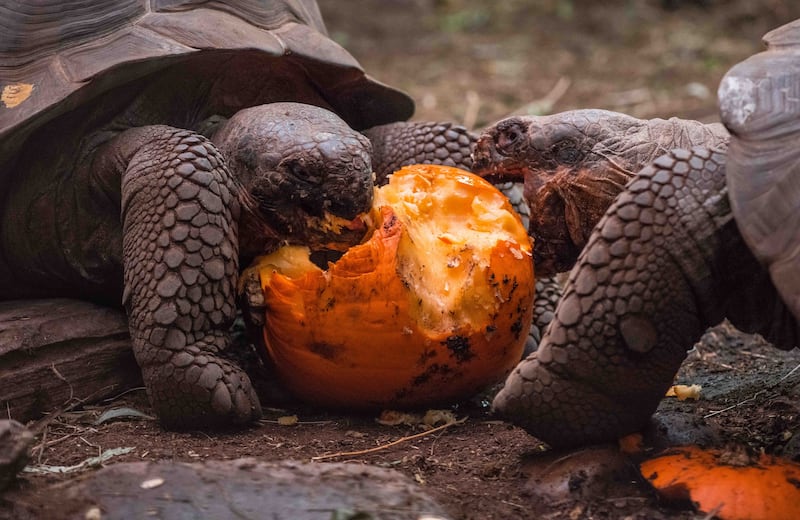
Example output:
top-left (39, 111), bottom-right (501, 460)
top-left (33, 431), bottom-right (84, 453)
top-left (29, 383), bottom-right (120, 434)
top-left (739, 350), bottom-right (768, 359)
top-left (504, 77), bottom-right (571, 117)
top-left (98, 386), bottom-right (147, 404)
top-left (703, 362), bottom-right (800, 419)
top-left (704, 390), bottom-right (767, 419)
top-left (311, 419), bottom-right (465, 461)
top-left (51, 365), bottom-right (74, 403)
top-left (462, 90), bottom-right (481, 129)
top-left (259, 419), bottom-right (333, 425)
top-left (776, 362), bottom-right (800, 384)
top-left (35, 425), bottom-right (48, 464)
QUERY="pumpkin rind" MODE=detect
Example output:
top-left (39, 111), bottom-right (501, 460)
top-left (640, 445), bottom-right (800, 520)
top-left (256, 164), bottom-right (535, 409)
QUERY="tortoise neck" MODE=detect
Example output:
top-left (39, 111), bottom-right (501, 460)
top-left (712, 202), bottom-right (800, 350)
top-left (674, 156), bottom-right (799, 350)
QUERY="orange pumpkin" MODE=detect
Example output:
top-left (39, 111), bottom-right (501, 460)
top-left (253, 164), bottom-right (535, 409)
top-left (640, 445), bottom-right (800, 520)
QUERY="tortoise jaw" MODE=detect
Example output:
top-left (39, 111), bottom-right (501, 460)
top-left (302, 211), bottom-right (370, 251)
top-left (471, 134), bottom-right (530, 184)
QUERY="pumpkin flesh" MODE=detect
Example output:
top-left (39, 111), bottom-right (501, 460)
top-left (640, 445), bottom-right (800, 520)
top-left (254, 164), bottom-right (535, 409)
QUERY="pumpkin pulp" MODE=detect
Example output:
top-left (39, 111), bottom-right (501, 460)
top-left (254, 164), bottom-right (535, 409)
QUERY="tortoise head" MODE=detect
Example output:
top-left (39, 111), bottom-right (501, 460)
top-left (213, 102), bottom-right (373, 256)
top-left (472, 110), bottom-right (648, 277)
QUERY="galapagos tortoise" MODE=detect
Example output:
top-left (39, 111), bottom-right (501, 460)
top-left (472, 109), bottom-right (729, 277)
top-left (489, 19), bottom-right (800, 448)
top-left (0, 0), bottom-right (479, 429)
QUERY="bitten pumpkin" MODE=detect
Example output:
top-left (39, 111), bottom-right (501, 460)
top-left (253, 164), bottom-right (535, 409)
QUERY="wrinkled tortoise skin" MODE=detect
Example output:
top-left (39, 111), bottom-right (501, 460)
top-left (492, 20), bottom-right (800, 448)
top-left (0, 0), bottom-right (484, 429)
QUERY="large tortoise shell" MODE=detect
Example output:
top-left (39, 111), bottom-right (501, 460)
top-left (719, 18), bottom-right (800, 320)
top-left (0, 0), bottom-right (413, 166)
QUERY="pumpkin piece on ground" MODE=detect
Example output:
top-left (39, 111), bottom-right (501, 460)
top-left (640, 445), bottom-right (800, 520)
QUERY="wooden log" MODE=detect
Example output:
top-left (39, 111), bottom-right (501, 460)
top-left (0, 299), bottom-right (140, 423)
top-left (10, 458), bottom-right (450, 519)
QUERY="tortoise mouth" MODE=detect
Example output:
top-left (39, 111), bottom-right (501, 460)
top-left (243, 203), bottom-right (370, 257)
top-left (302, 211), bottom-right (370, 251)
top-left (471, 135), bottom-right (530, 184)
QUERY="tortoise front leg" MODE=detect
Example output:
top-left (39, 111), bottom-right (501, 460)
top-left (493, 148), bottom-right (739, 448)
top-left (98, 125), bottom-right (261, 428)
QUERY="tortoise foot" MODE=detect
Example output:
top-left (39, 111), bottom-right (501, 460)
top-left (143, 340), bottom-right (262, 429)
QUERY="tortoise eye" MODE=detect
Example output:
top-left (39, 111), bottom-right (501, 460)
top-left (285, 158), bottom-right (321, 185)
top-left (555, 144), bottom-right (581, 164)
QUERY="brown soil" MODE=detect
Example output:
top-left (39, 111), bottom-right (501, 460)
top-left (4, 2), bottom-right (800, 519)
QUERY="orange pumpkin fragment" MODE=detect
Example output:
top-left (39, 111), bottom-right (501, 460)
top-left (254, 164), bottom-right (535, 409)
top-left (640, 445), bottom-right (800, 520)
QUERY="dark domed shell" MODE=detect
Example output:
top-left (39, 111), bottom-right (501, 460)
top-left (0, 0), bottom-right (413, 165)
top-left (719, 18), bottom-right (800, 320)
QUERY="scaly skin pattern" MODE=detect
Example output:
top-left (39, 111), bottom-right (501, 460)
top-left (472, 109), bottom-right (729, 277)
top-left (363, 121), bottom-right (475, 184)
top-left (0, 103), bottom-right (377, 429)
top-left (111, 126), bottom-right (261, 427)
top-left (493, 147), bottom-right (797, 448)
top-left (213, 104), bottom-right (374, 259)
top-left (366, 120), bottom-right (533, 227)
top-left (2, 101), bottom-right (560, 427)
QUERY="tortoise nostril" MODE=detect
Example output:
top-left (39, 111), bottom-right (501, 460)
top-left (496, 126), bottom-right (522, 153)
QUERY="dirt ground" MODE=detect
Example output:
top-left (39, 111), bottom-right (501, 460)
top-left (4, 1), bottom-right (800, 519)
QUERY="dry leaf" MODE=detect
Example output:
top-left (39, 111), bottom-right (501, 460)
top-left (377, 410), bottom-right (421, 426)
top-left (422, 409), bottom-right (458, 429)
top-left (378, 409), bottom-right (459, 429)
top-left (277, 415), bottom-right (299, 426)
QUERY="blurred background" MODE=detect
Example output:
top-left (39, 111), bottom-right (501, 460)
top-left (321, 0), bottom-right (800, 129)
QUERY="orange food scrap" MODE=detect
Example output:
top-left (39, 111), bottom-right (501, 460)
top-left (255, 164), bottom-right (535, 410)
top-left (640, 445), bottom-right (800, 520)
top-left (618, 432), bottom-right (644, 455)
top-left (665, 384), bottom-right (702, 400)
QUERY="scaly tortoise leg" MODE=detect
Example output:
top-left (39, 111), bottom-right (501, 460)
top-left (98, 125), bottom-right (261, 428)
top-left (493, 147), bottom-right (750, 448)
top-left (365, 121), bottom-right (561, 355)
